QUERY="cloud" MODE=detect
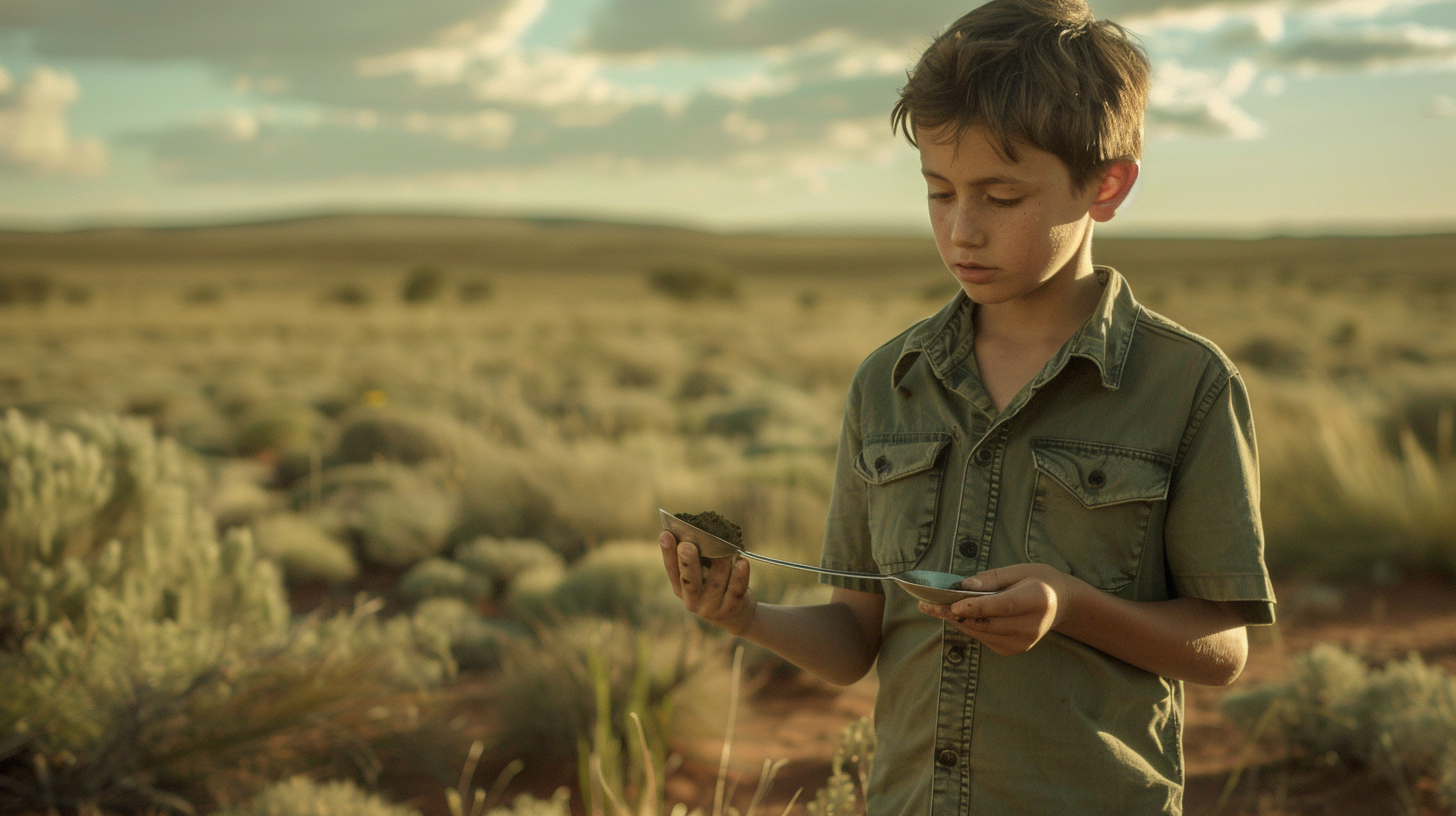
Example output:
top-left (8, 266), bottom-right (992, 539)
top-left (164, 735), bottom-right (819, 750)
top-left (0, 64), bottom-right (107, 176)
top-left (0, 0), bottom-right (534, 114)
top-left (1146, 58), bottom-right (1263, 137)
top-left (0, 0), bottom-right (521, 66)
top-left (120, 70), bottom-right (906, 186)
top-left (579, 0), bottom-right (1339, 55)
top-left (1264, 24), bottom-right (1456, 69)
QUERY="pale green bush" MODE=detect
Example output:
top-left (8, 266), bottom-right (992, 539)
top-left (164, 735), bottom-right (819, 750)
top-left (503, 564), bottom-right (567, 622)
top-left (335, 411), bottom-right (444, 466)
top-left (217, 775), bottom-right (421, 816)
top-left (477, 619), bottom-right (723, 784)
top-left (251, 513), bottom-right (359, 584)
top-left (549, 541), bottom-right (677, 625)
top-left (235, 402), bottom-right (324, 458)
top-left (401, 558), bottom-right (491, 603)
top-left (413, 598), bottom-right (516, 671)
top-left (452, 537), bottom-right (563, 597)
top-left (0, 410), bottom-right (450, 812)
top-left (318, 462), bottom-right (459, 568)
top-left (807, 717), bottom-right (875, 816)
top-left (1221, 644), bottom-right (1456, 809)
top-left (485, 789), bottom-right (571, 816)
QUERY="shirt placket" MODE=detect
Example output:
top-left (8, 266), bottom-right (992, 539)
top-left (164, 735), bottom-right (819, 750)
top-left (931, 418), bottom-right (1008, 816)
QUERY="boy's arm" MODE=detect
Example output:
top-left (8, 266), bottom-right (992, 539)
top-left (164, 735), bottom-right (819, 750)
top-left (660, 532), bottom-right (884, 686)
top-left (919, 563), bottom-right (1248, 686)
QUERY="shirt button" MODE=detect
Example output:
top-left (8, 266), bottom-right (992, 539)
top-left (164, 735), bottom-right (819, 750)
top-left (937, 748), bottom-right (959, 767)
top-left (1087, 469), bottom-right (1106, 487)
top-left (974, 448), bottom-right (993, 466)
top-left (874, 455), bottom-right (889, 474)
top-left (946, 645), bottom-right (964, 664)
top-left (958, 537), bottom-right (978, 559)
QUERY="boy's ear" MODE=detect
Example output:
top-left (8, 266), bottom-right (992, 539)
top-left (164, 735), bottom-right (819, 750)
top-left (1088, 161), bottom-right (1139, 223)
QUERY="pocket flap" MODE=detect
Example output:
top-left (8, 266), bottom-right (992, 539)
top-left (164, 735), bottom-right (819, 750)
top-left (1030, 439), bottom-right (1172, 508)
top-left (854, 433), bottom-right (953, 485)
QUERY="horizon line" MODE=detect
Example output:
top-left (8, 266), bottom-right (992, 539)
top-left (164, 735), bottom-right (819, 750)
top-left (1, 207), bottom-right (1454, 242)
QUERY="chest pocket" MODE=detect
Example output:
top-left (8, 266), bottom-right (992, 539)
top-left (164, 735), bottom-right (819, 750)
top-left (852, 432), bottom-right (952, 573)
top-left (1025, 439), bottom-right (1173, 591)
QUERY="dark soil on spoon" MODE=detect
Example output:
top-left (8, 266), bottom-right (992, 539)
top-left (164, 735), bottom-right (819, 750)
top-left (674, 510), bottom-right (744, 548)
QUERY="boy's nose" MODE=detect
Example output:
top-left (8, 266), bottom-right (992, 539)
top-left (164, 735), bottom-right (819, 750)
top-left (951, 205), bottom-right (987, 248)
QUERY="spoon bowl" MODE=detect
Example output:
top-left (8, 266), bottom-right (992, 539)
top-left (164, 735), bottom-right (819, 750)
top-left (659, 510), bottom-right (994, 602)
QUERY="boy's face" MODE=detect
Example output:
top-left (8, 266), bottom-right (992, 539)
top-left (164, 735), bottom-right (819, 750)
top-left (919, 125), bottom-right (1135, 306)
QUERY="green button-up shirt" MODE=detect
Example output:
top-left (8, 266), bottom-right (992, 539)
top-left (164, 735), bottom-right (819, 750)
top-left (819, 267), bottom-right (1275, 816)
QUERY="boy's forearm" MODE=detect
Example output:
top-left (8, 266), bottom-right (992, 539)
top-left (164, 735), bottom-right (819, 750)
top-left (739, 601), bottom-right (881, 686)
top-left (1055, 585), bottom-right (1248, 686)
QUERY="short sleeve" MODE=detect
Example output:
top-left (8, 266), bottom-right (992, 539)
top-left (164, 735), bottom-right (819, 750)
top-left (1164, 371), bottom-right (1277, 624)
top-left (818, 378), bottom-right (884, 594)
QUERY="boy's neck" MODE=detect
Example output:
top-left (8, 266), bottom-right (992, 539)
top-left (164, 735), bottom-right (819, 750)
top-left (973, 230), bottom-right (1102, 350)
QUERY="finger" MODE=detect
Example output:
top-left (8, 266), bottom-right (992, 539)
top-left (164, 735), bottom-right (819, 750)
top-left (917, 601), bottom-right (953, 619)
top-left (716, 557), bottom-right (751, 616)
top-left (960, 565), bottom-right (1029, 592)
top-left (678, 541), bottom-right (704, 602)
top-left (701, 552), bottom-right (732, 599)
top-left (950, 589), bottom-right (1022, 620)
top-left (660, 532), bottom-right (684, 598)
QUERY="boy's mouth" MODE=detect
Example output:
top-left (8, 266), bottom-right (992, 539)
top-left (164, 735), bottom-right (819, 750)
top-left (954, 262), bottom-right (997, 281)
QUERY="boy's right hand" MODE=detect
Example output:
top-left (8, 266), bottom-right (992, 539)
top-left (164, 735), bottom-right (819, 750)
top-left (660, 531), bottom-right (757, 637)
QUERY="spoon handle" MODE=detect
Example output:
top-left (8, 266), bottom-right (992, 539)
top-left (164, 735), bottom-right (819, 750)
top-left (736, 550), bottom-right (889, 581)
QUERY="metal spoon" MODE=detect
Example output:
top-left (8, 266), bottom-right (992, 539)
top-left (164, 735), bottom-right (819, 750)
top-left (659, 509), bottom-right (995, 604)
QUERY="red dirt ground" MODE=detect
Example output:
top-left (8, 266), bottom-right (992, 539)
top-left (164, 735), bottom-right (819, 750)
top-left (662, 578), bottom-right (1456, 816)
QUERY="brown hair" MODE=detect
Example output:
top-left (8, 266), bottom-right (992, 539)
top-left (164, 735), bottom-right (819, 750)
top-left (891, 0), bottom-right (1150, 190)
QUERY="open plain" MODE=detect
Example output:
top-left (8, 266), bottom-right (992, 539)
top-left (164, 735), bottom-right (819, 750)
top-left (3, 216), bottom-right (1456, 815)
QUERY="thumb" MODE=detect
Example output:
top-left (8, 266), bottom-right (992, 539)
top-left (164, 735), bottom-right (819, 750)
top-left (960, 565), bottom-right (1029, 591)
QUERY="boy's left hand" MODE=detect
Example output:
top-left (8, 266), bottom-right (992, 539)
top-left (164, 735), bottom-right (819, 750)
top-left (918, 564), bottom-right (1081, 656)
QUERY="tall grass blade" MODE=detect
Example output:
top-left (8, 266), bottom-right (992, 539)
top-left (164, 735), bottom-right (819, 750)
top-left (713, 646), bottom-right (745, 816)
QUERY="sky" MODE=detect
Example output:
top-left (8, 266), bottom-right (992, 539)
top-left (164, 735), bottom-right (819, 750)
top-left (0, 0), bottom-right (1453, 235)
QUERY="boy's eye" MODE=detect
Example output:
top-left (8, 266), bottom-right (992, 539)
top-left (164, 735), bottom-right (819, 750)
top-left (987, 195), bottom-right (1023, 208)
top-left (927, 190), bottom-right (953, 200)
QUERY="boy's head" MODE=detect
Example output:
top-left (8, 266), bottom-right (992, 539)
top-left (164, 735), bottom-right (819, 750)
top-left (891, 0), bottom-right (1150, 191)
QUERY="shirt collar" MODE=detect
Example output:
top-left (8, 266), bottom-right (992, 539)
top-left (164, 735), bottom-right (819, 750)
top-left (890, 266), bottom-right (1140, 392)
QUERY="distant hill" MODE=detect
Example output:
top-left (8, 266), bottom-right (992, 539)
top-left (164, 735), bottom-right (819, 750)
top-left (0, 213), bottom-right (1451, 280)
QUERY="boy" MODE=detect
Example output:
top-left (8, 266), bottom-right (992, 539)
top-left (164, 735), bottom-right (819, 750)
top-left (659, 0), bottom-right (1276, 812)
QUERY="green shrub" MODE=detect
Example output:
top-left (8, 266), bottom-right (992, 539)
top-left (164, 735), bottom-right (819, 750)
top-left (645, 266), bottom-right (737, 302)
top-left (413, 598), bottom-right (518, 671)
top-left (0, 272), bottom-right (53, 306)
top-left (319, 462), bottom-right (459, 568)
top-left (402, 266), bottom-right (447, 304)
top-left (235, 403), bottom-right (323, 458)
top-left (478, 620), bottom-right (719, 789)
top-left (208, 461), bottom-right (275, 525)
top-left (1221, 644), bottom-right (1456, 810)
top-left (503, 564), bottom-right (567, 622)
top-left (458, 279), bottom-right (494, 303)
top-left (324, 284), bottom-right (371, 306)
top-left (549, 541), bottom-right (678, 625)
top-left (400, 558), bottom-right (491, 603)
top-left (1234, 336), bottom-right (1308, 377)
top-left (184, 285), bottom-right (223, 305)
top-left (452, 538), bottom-right (564, 598)
top-left (807, 717), bottom-right (875, 816)
top-left (251, 513), bottom-right (359, 584)
top-left (335, 412), bottom-right (444, 465)
top-left (61, 284), bottom-right (93, 305)
top-left (0, 410), bottom-right (449, 813)
top-left (218, 775), bottom-right (422, 816)
top-left (484, 789), bottom-right (571, 816)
